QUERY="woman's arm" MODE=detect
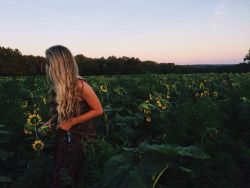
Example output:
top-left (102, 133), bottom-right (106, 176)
top-left (48, 114), bottom-right (58, 125)
top-left (58, 81), bottom-right (103, 131)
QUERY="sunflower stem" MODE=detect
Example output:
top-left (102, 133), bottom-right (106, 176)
top-left (34, 121), bottom-right (38, 140)
top-left (152, 164), bottom-right (168, 188)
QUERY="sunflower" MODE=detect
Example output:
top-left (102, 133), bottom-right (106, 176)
top-left (161, 105), bottom-right (167, 110)
top-left (166, 92), bottom-right (171, 99)
top-left (155, 97), bottom-right (160, 101)
top-left (146, 116), bottom-right (151, 123)
top-left (24, 129), bottom-right (32, 135)
top-left (100, 85), bottom-right (108, 92)
top-left (199, 83), bottom-right (204, 89)
top-left (156, 101), bottom-right (162, 108)
top-left (32, 139), bottom-right (44, 151)
top-left (149, 94), bottom-right (153, 100)
top-left (139, 108), bottom-right (151, 114)
top-left (204, 90), bottom-right (209, 96)
top-left (27, 114), bottom-right (42, 126)
top-left (21, 101), bottom-right (28, 108)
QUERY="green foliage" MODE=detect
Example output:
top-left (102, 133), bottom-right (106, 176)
top-left (79, 136), bottom-right (120, 187)
top-left (8, 153), bottom-right (53, 188)
top-left (0, 149), bottom-right (13, 161)
top-left (0, 125), bottom-right (14, 186)
top-left (0, 176), bottom-right (12, 183)
top-left (124, 142), bottom-right (210, 159)
top-left (0, 73), bottom-right (250, 187)
top-left (97, 142), bottom-right (209, 188)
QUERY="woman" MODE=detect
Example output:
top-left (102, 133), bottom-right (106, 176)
top-left (40, 45), bottom-right (103, 187)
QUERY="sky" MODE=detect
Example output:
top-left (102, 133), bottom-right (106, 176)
top-left (0, 0), bottom-right (249, 65)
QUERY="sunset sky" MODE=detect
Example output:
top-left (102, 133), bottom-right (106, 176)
top-left (0, 0), bottom-right (249, 64)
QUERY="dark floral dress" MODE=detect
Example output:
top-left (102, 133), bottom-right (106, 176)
top-left (52, 97), bottom-right (96, 187)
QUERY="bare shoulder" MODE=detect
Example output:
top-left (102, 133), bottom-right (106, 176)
top-left (77, 79), bottom-right (88, 99)
top-left (77, 79), bottom-right (93, 93)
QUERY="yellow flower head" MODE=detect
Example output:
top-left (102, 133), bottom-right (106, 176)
top-left (24, 129), bottom-right (32, 135)
top-left (100, 85), bottom-right (108, 92)
top-left (166, 84), bottom-right (170, 89)
top-left (166, 92), bottom-right (171, 99)
top-left (21, 101), bottom-right (28, 108)
top-left (146, 116), bottom-right (151, 123)
top-left (139, 107), bottom-right (151, 114)
top-left (161, 105), bottom-right (167, 110)
top-left (155, 97), bottom-right (160, 101)
top-left (27, 114), bottom-right (42, 126)
top-left (156, 101), bottom-right (162, 108)
top-left (213, 91), bottom-right (218, 97)
top-left (204, 90), bottom-right (209, 95)
top-left (149, 94), bottom-right (153, 100)
top-left (32, 139), bottom-right (44, 151)
top-left (199, 83), bottom-right (204, 89)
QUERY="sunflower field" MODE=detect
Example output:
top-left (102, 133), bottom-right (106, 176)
top-left (1, 73), bottom-right (250, 188)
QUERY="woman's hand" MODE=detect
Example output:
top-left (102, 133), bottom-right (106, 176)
top-left (38, 120), bottom-right (52, 133)
top-left (57, 119), bottom-right (74, 131)
top-left (38, 114), bottom-right (57, 133)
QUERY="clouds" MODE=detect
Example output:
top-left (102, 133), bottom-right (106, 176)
top-left (210, 0), bottom-right (228, 29)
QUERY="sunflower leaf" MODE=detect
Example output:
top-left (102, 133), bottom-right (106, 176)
top-left (0, 176), bottom-right (13, 183)
top-left (0, 149), bottom-right (13, 161)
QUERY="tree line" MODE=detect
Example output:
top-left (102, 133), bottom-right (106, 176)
top-left (0, 46), bottom-right (250, 76)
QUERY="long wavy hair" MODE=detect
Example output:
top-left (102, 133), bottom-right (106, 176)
top-left (45, 45), bottom-right (81, 123)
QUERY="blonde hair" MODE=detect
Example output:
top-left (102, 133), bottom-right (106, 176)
top-left (45, 45), bottom-right (81, 123)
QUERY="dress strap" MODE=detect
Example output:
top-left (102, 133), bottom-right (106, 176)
top-left (80, 79), bottom-right (84, 98)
